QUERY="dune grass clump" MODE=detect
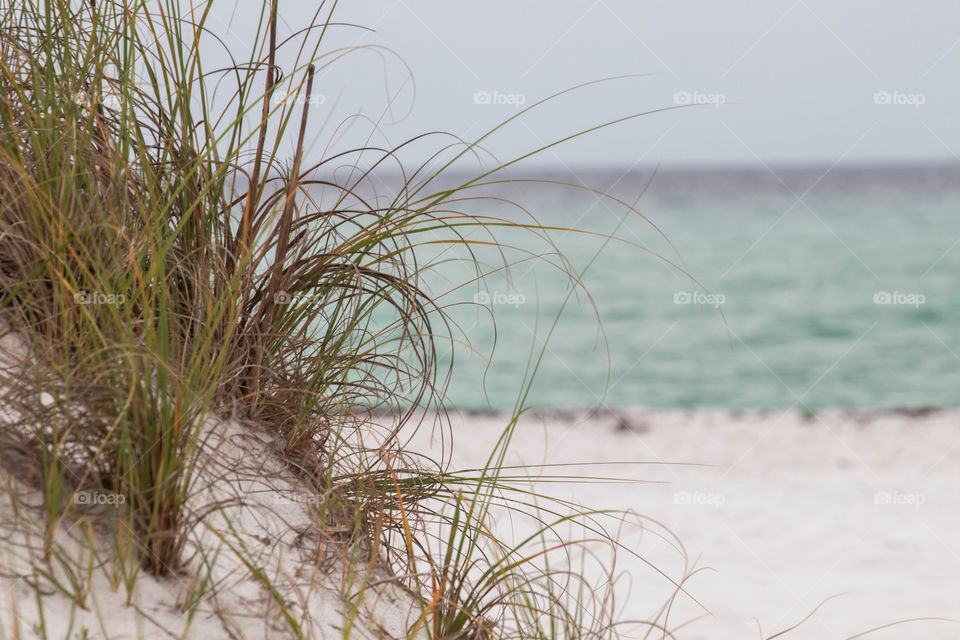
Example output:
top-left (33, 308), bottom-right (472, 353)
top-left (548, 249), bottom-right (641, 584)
top-left (0, 0), bottom-right (438, 576)
top-left (0, 0), bottom-right (699, 637)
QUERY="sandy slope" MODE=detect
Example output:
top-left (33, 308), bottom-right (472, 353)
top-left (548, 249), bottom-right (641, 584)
top-left (408, 408), bottom-right (960, 639)
top-left (0, 417), bottom-right (420, 640)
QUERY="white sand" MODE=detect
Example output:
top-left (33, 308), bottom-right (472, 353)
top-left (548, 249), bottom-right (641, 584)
top-left (4, 394), bottom-right (958, 638)
top-left (408, 409), bottom-right (960, 639)
top-left (0, 417), bottom-right (421, 640)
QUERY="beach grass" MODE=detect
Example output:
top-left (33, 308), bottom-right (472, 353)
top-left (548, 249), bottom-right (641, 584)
top-left (0, 3), bottom-right (953, 640)
top-left (0, 0), bottom-right (710, 637)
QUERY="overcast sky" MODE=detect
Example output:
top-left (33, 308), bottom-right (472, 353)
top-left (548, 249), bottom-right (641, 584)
top-left (214, 1), bottom-right (960, 169)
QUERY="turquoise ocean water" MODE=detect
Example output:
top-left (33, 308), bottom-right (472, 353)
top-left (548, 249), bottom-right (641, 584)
top-left (423, 164), bottom-right (960, 411)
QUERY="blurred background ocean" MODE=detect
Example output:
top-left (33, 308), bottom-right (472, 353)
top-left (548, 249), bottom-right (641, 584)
top-left (254, 0), bottom-right (960, 416)
top-left (428, 163), bottom-right (960, 411)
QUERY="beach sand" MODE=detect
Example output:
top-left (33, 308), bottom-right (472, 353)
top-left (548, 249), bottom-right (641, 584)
top-left (408, 408), bottom-right (960, 639)
top-left (3, 406), bottom-right (957, 638)
top-left (0, 417), bottom-right (420, 639)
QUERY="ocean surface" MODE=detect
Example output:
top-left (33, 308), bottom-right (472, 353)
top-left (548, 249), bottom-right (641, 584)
top-left (413, 163), bottom-right (960, 411)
